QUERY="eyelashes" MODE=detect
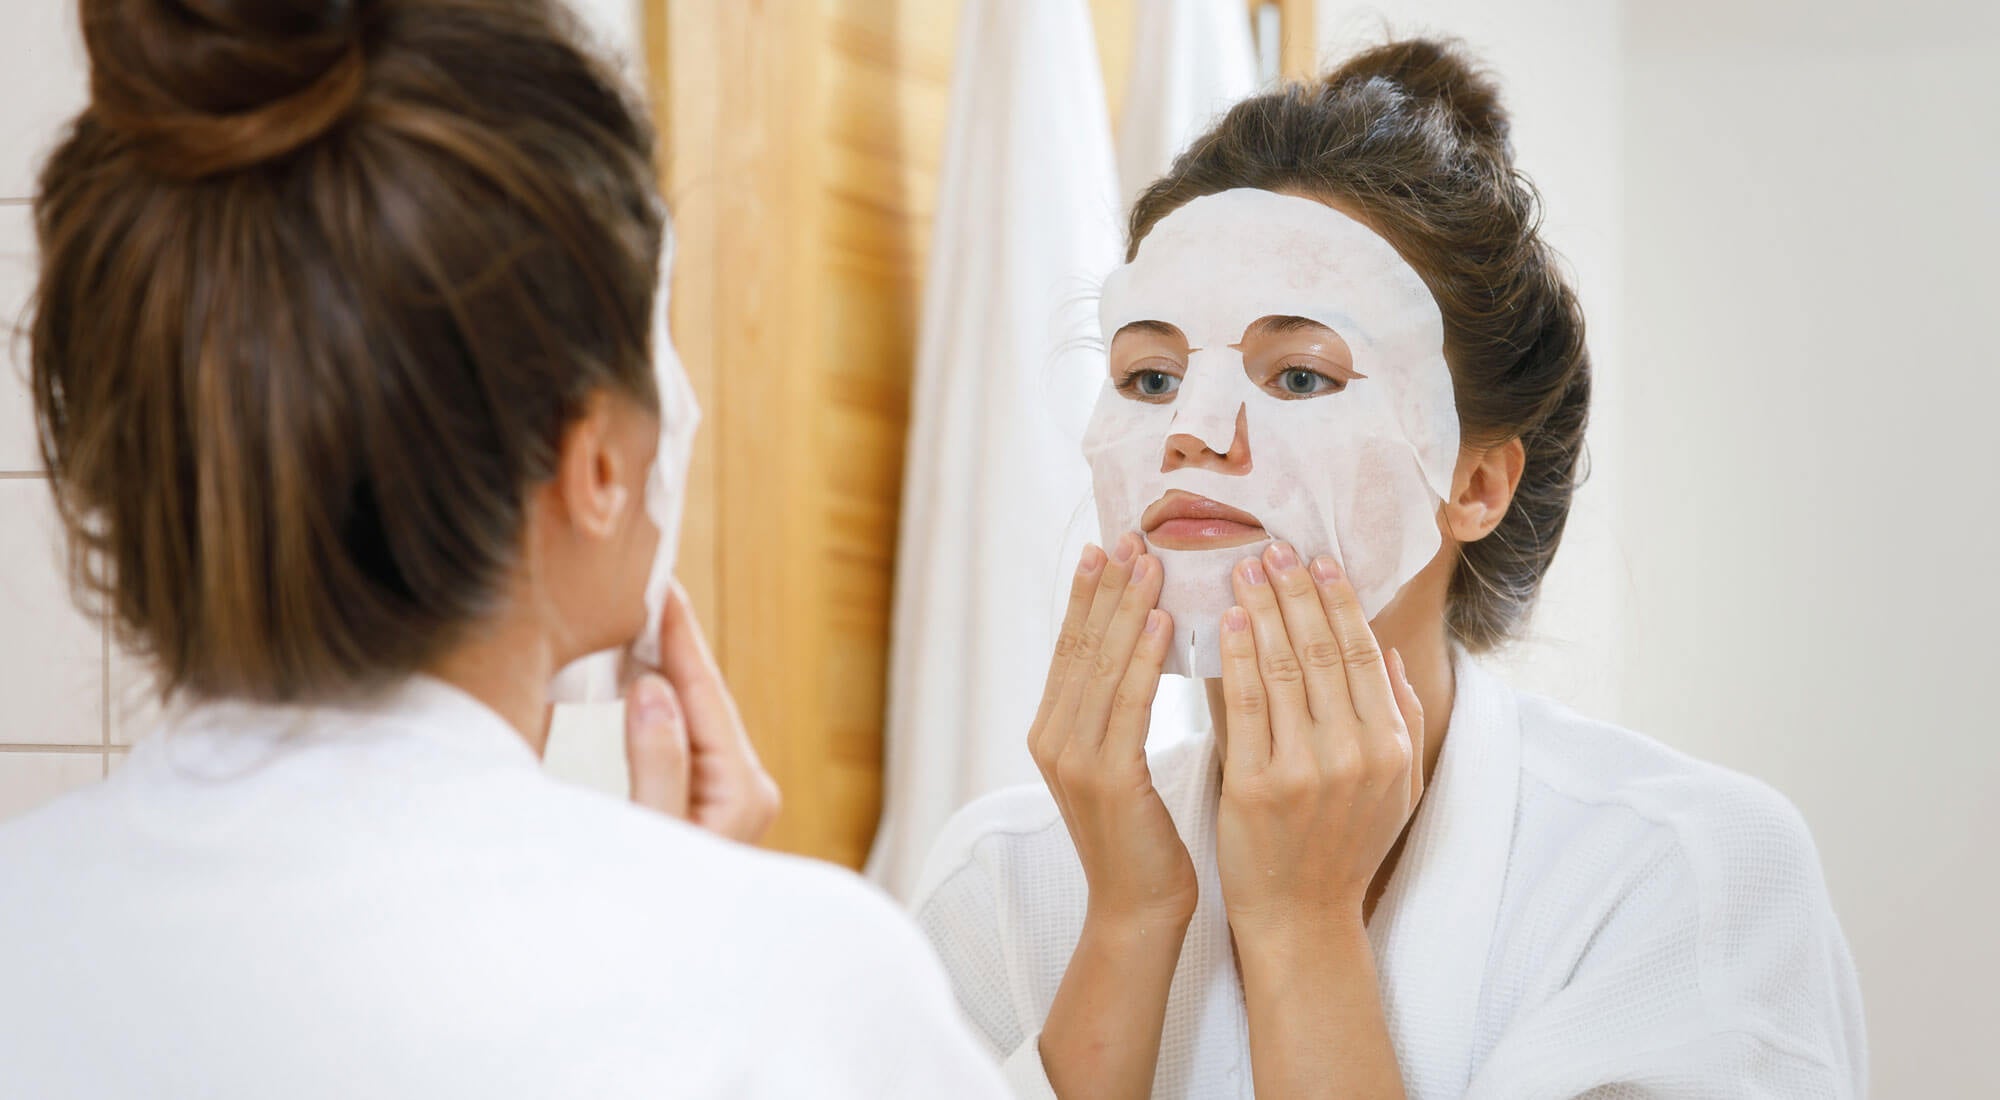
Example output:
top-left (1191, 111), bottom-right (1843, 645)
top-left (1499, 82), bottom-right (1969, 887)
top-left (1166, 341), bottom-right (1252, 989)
top-left (1273, 362), bottom-right (1360, 398)
top-left (1114, 365), bottom-right (1181, 402)
top-left (1114, 361), bottom-right (1366, 402)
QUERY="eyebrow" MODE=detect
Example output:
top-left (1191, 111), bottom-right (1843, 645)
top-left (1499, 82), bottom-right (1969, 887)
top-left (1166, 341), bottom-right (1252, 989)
top-left (1112, 320), bottom-right (1188, 341)
top-left (1245, 314), bottom-right (1340, 338)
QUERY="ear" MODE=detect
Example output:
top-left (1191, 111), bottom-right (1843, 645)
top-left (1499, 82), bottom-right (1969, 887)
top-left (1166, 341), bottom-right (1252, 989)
top-left (551, 391), bottom-right (633, 542)
top-left (1444, 437), bottom-right (1526, 544)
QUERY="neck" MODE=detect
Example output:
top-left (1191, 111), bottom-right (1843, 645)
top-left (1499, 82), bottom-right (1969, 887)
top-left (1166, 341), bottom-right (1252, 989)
top-left (424, 609), bottom-right (561, 755)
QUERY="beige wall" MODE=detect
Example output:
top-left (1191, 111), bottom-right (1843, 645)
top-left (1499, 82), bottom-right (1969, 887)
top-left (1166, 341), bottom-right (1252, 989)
top-left (1619, 2), bottom-right (2000, 1091)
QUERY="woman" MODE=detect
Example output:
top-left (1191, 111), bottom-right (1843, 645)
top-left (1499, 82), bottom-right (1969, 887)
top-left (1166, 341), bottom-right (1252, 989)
top-left (914, 40), bottom-right (1866, 1099)
top-left (0, 1), bottom-right (1004, 1096)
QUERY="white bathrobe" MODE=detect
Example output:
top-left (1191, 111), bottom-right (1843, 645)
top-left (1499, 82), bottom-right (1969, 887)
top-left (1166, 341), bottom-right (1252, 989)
top-left (913, 652), bottom-right (1868, 1098)
top-left (0, 677), bottom-right (1008, 1099)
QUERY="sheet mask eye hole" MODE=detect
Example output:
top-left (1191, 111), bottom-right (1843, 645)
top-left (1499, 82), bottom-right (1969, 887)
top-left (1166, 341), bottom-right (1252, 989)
top-left (1135, 370), bottom-right (1180, 398)
top-left (1278, 367), bottom-right (1343, 397)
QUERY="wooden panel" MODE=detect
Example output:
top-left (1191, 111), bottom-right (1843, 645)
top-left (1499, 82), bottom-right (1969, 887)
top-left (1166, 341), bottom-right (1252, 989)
top-left (800, 0), bottom-right (959, 867)
top-left (1090, 0), bottom-right (1135, 127)
top-left (654, 0), bottom-right (831, 860)
top-left (1276, 0), bottom-right (1317, 80)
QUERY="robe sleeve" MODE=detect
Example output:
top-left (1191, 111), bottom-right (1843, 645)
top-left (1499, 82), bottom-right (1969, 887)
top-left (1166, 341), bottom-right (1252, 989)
top-left (1000, 1031), bottom-right (1061, 1100)
top-left (1465, 779), bottom-right (1867, 1099)
top-left (912, 813), bottom-right (1062, 1099)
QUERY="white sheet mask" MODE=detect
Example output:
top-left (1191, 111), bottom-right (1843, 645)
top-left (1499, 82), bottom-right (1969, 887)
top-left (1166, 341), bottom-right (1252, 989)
top-left (548, 229), bottom-right (701, 702)
top-left (1085, 189), bottom-right (1458, 677)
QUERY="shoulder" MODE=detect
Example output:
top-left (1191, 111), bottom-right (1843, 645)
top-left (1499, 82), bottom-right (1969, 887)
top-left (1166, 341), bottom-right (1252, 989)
top-left (518, 776), bottom-right (924, 948)
top-left (1511, 691), bottom-right (1828, 884)
top-left (516, 779), bottom-right (979, 1033)
top-left (1491, 692), bottom-right (1867, 1084)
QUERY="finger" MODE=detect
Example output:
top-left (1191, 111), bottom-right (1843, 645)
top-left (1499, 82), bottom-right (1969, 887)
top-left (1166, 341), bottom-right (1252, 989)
top-left (696, 767), bottom-right (783, 845)
top-left (1101, 609), bottom-right (1172, 764)
top-left (1050, 532), bottom-right (1142, 733)
top-left (1217, 606), bottom-right (1272, 774)
top-left (1072, 553), bottom-right (1166, 752)
top-left (625, 674), bottom-right (691, 818)
top-left (1388, 648), bottom-right (1427, 806)
top-left (658, 582), bottom-right (751, 755)
top-left (1230, 554), bottom-right (1309, 752)
top-left (1309, 555), bottom-right (1399, 727)
top-left (1262, 543), bottom-right (1348, 723)
top-left (1033, 544), bottom-right (1107, 752)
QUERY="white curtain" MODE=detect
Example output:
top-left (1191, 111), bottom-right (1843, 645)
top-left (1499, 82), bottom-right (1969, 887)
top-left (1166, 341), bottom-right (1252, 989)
top-left (1116, 0), bottom-right (1260, 214)
top-left (865, 0), bottom-right (1122, 900)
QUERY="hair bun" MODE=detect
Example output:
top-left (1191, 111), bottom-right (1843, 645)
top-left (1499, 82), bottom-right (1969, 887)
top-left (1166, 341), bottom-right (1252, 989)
top-left (81, 0), bottom-right (369, 178)
top-left (1324, 38), bottom-right (1511, 152)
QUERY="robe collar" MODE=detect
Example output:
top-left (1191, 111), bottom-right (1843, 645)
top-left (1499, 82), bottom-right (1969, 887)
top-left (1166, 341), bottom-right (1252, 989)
top-left (1367, 647), bottom-right (1524, 1096)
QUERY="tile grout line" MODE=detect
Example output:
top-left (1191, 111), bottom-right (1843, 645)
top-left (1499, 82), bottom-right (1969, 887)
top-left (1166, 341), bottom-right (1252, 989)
top-left (102, 607), bottom-right (111, 774)
top-left (0, 743), bottom-right (108, 754)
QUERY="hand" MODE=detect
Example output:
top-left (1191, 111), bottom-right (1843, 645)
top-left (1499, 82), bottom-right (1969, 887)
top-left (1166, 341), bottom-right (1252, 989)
top-left (1032, 534), bottom-right (1193, 1100)
top-left (1028, 533), bottom-right (1194, 929)
top-left (624, 582), bottom-right (781, 844)
top-left (1214, 542), bottom-right (1425, 942)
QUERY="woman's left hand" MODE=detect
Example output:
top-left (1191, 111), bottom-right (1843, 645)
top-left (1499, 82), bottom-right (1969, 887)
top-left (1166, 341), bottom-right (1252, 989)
top-left (1214, 541), bottom-right (1426, 941)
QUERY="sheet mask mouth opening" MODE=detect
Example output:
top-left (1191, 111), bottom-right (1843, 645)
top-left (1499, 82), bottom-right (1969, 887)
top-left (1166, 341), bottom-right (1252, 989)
top-left (1141, 488), bottom-right (1268, 550)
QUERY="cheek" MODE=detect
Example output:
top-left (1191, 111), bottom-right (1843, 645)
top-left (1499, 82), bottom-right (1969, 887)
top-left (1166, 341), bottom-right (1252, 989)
top-left (629, 467), bottom-right (664, 574)
top-left (603, 513), bottom-right (657, 640)
top-left (1087, 427), bottom-right (1168, 507)
top-left (1084, 401), bottom-right (1171, 488)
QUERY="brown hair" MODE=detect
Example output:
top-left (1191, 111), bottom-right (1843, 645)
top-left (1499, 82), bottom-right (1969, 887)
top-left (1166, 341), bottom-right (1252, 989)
top-left (1128, 38), bottom-right (1591, 650)
top-left (28, 0), bottom-right (665, 701)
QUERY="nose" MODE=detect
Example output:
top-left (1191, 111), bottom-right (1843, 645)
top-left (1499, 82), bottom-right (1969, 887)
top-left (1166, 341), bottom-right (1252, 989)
top-left (1161, 404), bottom-right (1252, 475)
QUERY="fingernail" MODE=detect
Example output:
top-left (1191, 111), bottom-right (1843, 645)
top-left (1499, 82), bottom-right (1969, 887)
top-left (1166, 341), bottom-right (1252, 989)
top-left (1240, 558), bottom-right (1266, 586)
top-left (1266, 542), bottom-right (1299, 572)
top-left (1131, 555), bottom-right (1153, 581)
top-left (1224, 606), bottom-right (1249, 632)
top-left (1114, 533), bottom-right (1139, 563)
top-left (634, 675), bottom-right (677, 724)
top-left (1079, 545), bottom-right (1104, 575)
top-left (1144, 609), bottom-right (1165, 634)
top-left (1311, 556), bottom-right (1342, 584)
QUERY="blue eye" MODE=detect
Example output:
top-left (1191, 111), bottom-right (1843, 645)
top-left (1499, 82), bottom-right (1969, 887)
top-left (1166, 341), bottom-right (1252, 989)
top-left (1278, 366), bottom-right (1344, 396)
top-left (1131, 370), bottom-right (1180, 398)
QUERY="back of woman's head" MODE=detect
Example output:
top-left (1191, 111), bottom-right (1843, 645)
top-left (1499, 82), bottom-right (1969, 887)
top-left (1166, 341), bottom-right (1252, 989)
top-left (30, 0), bottom-right (664, 701)
top-left (1128, 38), bottom-right (1591, 650)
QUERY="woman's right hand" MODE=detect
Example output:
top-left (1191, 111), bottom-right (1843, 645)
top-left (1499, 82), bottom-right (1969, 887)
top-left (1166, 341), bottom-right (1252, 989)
top-left (1031, 534), bottom-right (1192, 1099)
top-left (623, 583), bottom-right (781, 845)
top-left (1029, 532), bottom-right (1194, 927)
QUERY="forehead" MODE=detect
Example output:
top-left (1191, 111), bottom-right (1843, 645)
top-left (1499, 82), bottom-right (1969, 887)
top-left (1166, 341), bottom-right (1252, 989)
top-left (1099, 189), bottom-right (1438, 350)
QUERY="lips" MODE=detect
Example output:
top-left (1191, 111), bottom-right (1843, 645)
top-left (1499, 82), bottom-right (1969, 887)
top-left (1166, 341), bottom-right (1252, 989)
top-left (1141, 489), bottom-right (1268, 551)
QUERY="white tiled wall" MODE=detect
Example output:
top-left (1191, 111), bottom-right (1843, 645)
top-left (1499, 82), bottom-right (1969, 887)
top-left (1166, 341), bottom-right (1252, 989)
top-left (0, 751), bottom-right (102, 820)
top-left (0, 204), bottom-right (40, 473)
top-left (0, 479), bottom-right (104, 745)
top-left (1, 0), bottom-right (103, 821)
